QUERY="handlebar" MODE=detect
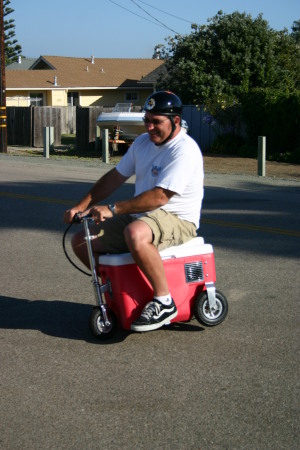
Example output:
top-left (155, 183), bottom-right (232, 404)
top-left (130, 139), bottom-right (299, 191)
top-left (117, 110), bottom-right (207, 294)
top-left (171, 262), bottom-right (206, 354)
top-left (73, 212), bottom-right (93, 224)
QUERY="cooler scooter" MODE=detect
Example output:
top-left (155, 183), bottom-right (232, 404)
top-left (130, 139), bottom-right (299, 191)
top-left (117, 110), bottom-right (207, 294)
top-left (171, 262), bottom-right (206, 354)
top-left (63, 215), bottom-right (228, 340)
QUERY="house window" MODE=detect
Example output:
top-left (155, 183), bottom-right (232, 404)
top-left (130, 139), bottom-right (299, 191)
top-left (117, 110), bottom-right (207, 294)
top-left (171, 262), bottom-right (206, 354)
top-left (68, 92), bottom-right (79, 106)
top-left (30, 93), bottom-right (44, 106)
top-left (125, 92), bottom-right (138, 102)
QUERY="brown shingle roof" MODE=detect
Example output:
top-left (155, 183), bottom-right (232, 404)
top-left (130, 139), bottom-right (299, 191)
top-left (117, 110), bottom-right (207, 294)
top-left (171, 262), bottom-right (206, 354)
top-left (6, 55), bottom-right (165, 90)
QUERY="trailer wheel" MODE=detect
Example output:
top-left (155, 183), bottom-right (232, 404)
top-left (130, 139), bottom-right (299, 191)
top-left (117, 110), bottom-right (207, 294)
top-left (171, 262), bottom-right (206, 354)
top-left (194, 290), bottom-right (228, 327)
top-left (118, 143), bottom-right (129, 155)
top-left (89, 307), bottom-right (118, 339)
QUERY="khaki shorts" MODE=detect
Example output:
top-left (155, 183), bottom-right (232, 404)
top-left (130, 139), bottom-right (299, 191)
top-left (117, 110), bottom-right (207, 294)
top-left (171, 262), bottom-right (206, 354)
top-left (138, 208), bottom-right (197, 250)
top-left (93, 208), bottom-right (197, 253)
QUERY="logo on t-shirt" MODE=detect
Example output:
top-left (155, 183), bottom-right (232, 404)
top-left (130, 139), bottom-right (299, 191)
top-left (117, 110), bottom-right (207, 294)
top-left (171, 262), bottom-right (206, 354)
top-left (151, 165), bottom-right (161, 177)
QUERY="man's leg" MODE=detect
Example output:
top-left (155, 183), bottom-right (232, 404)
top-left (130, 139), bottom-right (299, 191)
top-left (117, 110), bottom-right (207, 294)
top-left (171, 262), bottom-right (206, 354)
top-left (71, 228), bottom-right (106, 269)
top-left (71, 215), bottom-right (134, 268)
top-left (124, 220), bottom-right (177, 332)
top-left (124, 219), bottom-right (169, 296)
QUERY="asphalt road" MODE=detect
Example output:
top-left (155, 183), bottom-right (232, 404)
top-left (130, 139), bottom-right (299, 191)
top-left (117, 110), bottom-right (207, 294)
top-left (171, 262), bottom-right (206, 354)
top-left (0, 154), bottom-right (299, 450)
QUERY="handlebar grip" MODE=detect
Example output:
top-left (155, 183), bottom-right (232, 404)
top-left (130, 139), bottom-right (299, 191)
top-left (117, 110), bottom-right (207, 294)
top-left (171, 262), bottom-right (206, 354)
top-left (72, 212), bottom-right (93, 224)
top-left (73, 212), bottom-right (83, 223)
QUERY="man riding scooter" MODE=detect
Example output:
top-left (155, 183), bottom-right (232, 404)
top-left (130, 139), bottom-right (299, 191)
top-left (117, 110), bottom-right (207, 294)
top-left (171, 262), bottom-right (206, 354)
top-left (63, 91), bottom-right (204, 332)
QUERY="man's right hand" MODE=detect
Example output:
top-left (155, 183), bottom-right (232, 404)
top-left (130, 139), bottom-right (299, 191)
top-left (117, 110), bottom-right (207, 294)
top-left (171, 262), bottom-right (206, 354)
top-left (63, 207), bottom-right (82, 224)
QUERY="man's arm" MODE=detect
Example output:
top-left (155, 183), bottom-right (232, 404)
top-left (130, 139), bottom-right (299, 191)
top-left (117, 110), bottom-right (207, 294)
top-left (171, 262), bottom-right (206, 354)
top-left (86, 186), bottom-right (175, 224)
top-left (113, 187), bottom-right (174, 215)
top-left (63, 168), bottom-right (128, 223)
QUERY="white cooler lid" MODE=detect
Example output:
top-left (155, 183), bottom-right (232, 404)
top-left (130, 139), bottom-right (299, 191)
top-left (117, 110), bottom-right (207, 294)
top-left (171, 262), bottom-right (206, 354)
top-left (98, 237), bottom-right (213, 266)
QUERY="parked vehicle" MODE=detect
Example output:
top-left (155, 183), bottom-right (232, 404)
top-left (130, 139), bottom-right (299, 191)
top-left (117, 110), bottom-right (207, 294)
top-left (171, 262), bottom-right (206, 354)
top-left (96, 103), bottom-right (144, 150)
top-left (96, 103), bottom-right (189, 153)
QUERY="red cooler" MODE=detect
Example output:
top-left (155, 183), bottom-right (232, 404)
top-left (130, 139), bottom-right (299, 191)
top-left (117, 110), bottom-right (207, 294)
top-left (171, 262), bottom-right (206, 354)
top-left (97, 237), bottom-right (216, 330)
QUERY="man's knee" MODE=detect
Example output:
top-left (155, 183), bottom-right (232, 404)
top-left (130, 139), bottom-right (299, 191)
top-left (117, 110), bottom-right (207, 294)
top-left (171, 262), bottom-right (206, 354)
top-left (123, 222), bottom-right (138, 249)
top-left (124, 220), bottom-right (153, 251)
top-left (71, 230), bottom-right (85, 253)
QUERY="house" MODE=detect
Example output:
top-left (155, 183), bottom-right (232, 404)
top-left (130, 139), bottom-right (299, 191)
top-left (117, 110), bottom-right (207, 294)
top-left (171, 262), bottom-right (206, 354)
top-left (5, 55), bottom-right (165, 108)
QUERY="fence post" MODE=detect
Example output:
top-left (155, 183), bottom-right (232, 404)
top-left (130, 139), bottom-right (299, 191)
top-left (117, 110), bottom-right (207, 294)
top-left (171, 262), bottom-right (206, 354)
top-left (258, 136), bottom-right (266, 177)
top-left (95, 125), bottom-right (100, 151)
top-left (102, 129), bottom-right (109, 163)
top-left (43, 126), bottom-right (54, 158)
top-left (50, 126), bottom-right (54, 151)
top-left (43, 127), bottom-right (49, 158)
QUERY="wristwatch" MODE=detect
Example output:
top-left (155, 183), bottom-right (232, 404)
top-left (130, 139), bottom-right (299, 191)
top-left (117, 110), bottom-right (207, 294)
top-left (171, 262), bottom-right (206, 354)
top-left (108, 204), bottom-right (116, 215)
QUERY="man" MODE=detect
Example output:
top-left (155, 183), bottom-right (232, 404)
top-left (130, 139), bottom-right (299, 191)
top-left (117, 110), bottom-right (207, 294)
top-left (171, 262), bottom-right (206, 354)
top-left (63, 91), bottom-right (204, 332)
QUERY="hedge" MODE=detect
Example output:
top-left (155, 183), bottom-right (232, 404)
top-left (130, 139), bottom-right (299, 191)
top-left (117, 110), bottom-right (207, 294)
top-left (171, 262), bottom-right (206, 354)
top-left (241, 89), bottom-right (300, 163)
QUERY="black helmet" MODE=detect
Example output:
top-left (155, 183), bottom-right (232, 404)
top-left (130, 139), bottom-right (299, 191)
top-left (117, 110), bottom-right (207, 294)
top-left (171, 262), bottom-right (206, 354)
top-left (144, 91), bottom-right (182, 116)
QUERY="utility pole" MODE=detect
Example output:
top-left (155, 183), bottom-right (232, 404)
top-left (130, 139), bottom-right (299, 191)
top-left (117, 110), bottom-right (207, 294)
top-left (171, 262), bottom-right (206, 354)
top-left (0, 0), bottom-right (7, 153)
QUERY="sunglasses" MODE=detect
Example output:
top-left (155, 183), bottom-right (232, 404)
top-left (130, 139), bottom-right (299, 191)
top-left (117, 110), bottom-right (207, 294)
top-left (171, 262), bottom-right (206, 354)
top-left (143, 117), bottom-right (169, 126)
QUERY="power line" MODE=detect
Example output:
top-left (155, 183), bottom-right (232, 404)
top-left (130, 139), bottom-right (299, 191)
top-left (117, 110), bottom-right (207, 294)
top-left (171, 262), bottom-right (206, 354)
top-left (130, 0), bottom-right (180, 34)
top-left (135, 0), bottom-right (193, 24)
top-left (108, 0), bottom-right (180, 34)
top-left (107, 0), bottom-right (171, 30)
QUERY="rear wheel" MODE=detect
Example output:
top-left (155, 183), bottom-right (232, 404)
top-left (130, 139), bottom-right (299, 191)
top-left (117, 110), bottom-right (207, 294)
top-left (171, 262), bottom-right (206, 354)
top-left (194, 290), bottom-right (228, 326)
top-left (117, 143), bottom-right (129, 155)
top-left (89, 307), bottom-right (118, 340)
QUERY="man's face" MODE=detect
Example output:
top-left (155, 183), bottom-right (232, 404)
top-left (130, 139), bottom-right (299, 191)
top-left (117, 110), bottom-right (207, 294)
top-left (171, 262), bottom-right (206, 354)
top-left (143, 112), bottom-right (174, 145)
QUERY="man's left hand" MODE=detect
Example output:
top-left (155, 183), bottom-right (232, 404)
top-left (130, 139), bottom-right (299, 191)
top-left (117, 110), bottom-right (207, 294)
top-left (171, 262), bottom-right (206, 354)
top-left (84, 205), bottom-right (113, 223)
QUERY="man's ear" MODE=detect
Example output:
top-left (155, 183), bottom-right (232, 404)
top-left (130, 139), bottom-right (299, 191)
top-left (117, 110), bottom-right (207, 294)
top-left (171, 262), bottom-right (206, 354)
top-left (174, 115), bottom-right (181, 126)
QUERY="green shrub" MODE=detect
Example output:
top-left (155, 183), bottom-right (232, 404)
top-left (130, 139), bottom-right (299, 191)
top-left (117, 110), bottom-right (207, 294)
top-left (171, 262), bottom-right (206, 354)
top-left (241, 89), bottom-right (300, 162)
top-left (210, 133), bottom-right (246, 155)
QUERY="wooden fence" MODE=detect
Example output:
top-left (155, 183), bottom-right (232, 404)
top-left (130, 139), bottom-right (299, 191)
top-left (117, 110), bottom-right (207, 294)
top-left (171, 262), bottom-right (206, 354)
top-left (76, 107), bottom-right (103, 151)
top-left (7, 107), bottom-right (32, 146)
top-left (7, 106), bottom-right (77, 147)
top-left (7, 105), bottom-right (216, 151)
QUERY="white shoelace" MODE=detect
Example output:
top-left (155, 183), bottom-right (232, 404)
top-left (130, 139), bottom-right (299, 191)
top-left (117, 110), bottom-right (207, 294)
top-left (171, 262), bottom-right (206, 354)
top-left (141, 302), bottom-right (161, 320)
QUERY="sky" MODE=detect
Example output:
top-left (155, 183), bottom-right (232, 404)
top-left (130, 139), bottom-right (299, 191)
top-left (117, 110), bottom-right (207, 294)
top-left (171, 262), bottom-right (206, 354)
top-left (11, 0), bottom-right (300, 59)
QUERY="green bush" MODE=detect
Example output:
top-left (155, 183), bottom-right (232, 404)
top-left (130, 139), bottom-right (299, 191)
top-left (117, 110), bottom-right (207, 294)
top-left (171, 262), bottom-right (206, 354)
top-left (61, 134), bottom-right (76, 146)
top-left (210, 133), bottom-right (246, 155)
top-left (241, 89), bottom-right (300, 162)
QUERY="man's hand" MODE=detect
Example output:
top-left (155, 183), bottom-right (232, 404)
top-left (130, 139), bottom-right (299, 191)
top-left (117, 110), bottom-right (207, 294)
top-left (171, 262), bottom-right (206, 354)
top-left (85, 205), bottom-right (113, 223)
top-left (63, 207), bottom-right (82, 224)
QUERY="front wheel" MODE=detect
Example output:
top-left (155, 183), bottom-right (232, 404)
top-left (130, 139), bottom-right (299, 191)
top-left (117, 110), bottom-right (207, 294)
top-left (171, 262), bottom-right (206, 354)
top-left (89, 307), bottom-right (118, 340)
top-left (194, 290), bottom-right (228, 327)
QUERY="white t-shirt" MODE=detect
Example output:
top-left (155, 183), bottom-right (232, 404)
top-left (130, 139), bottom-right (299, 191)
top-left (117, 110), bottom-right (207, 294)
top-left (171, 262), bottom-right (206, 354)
top-left (116, 129), bottom-right (204, 227)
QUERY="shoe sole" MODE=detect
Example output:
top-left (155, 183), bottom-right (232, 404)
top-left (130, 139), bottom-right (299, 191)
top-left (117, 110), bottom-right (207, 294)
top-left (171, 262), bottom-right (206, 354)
top-left (131, 310), bottom-right (178, 332)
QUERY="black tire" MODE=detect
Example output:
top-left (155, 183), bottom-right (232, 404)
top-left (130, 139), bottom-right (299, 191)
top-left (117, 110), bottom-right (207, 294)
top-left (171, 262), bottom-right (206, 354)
top-left (89, 307), bottom-right (118, 340)
top-left (117, 143), bottom-right (129, 155)
top-left (194, 290), bottom-right (228, 327)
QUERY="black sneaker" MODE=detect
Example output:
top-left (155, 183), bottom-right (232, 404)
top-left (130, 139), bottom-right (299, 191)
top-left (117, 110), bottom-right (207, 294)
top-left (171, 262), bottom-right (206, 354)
top-left (131, 298), bottom-right (177, 332)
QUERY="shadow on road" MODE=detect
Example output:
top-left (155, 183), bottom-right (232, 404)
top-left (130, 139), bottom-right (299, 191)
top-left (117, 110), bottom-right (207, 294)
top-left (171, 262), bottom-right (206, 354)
top-left (0, 295), bottom-right (205, 343)
top-left (1, 178), bottom-right (299, 258)
top-left (0, 295), bottom-right (127, 344)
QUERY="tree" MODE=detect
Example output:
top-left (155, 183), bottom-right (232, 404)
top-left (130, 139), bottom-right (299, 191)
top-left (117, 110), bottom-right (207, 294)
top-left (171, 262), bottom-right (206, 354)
top-left (4, 0), bottom-right (21, 64)
top-left (157, 11), bottom-right (300, 105)
top-left (291, 19), bottom-right (300, 44)
top-left (156, 11), bottom-right (300, 160)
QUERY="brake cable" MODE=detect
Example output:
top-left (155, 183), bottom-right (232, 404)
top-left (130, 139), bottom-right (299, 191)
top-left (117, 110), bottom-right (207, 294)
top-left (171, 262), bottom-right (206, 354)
top-left (62, 220), bottom-right (92, 277)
